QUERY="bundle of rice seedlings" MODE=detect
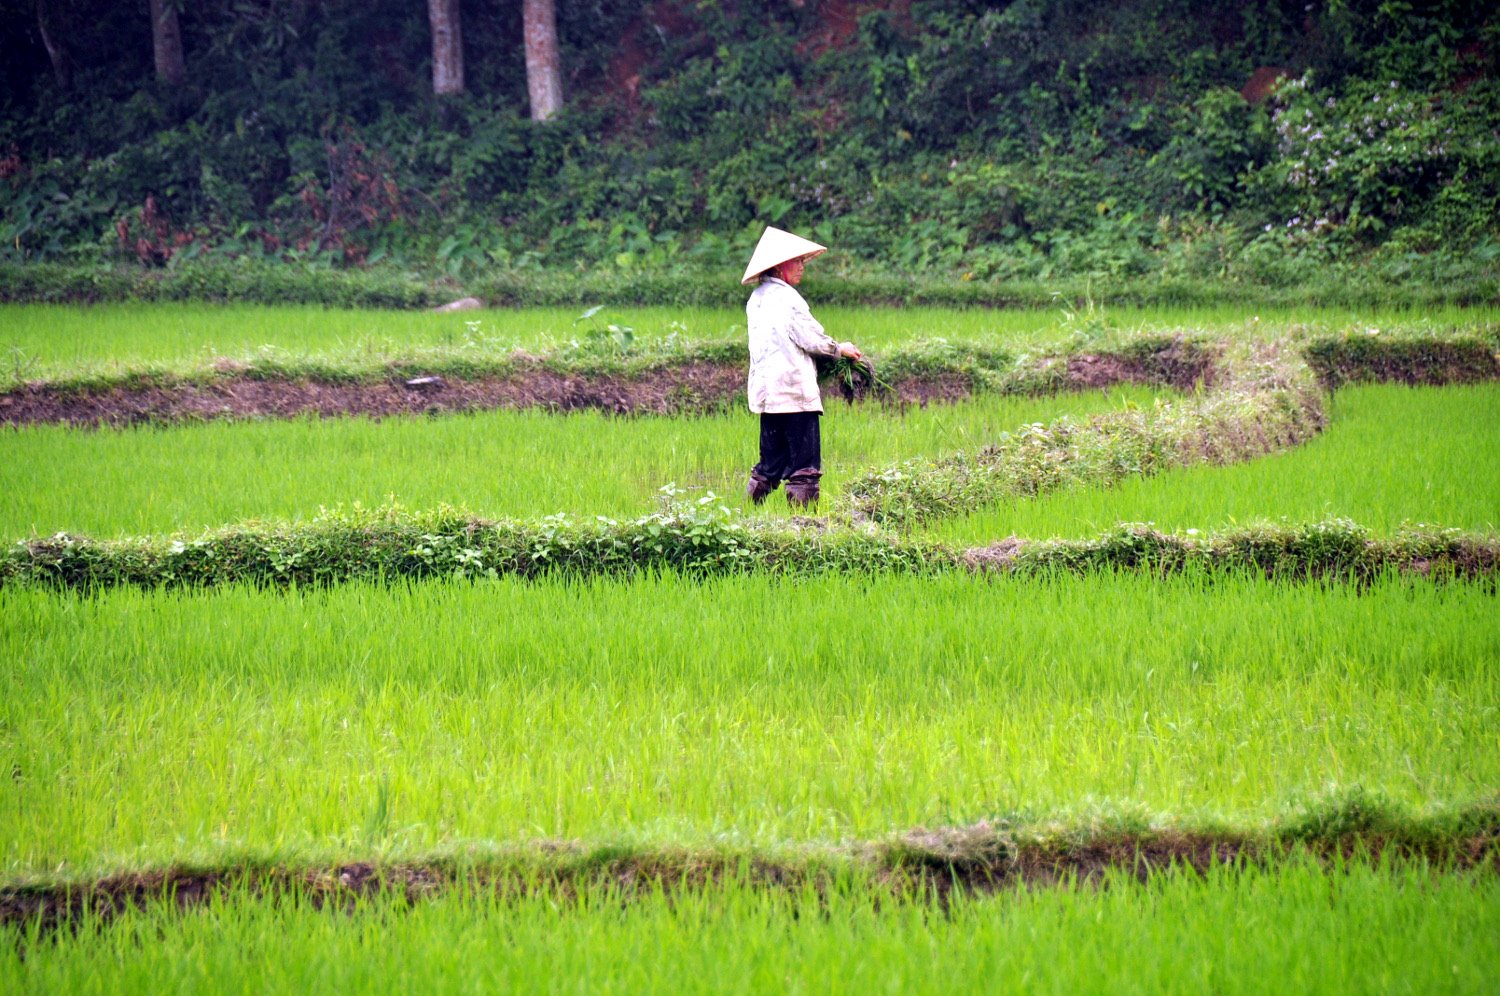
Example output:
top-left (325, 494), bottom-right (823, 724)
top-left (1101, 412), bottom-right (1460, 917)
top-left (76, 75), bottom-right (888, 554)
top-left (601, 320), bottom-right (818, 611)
top-left (818, 354), bottom-right (887, 404)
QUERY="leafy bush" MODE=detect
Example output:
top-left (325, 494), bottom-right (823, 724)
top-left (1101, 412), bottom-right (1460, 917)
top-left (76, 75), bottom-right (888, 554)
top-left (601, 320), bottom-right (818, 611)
top-left (1248, 74), bottom-right (1500, 249)
top-left (1, 1), bottom-right (1495, 283)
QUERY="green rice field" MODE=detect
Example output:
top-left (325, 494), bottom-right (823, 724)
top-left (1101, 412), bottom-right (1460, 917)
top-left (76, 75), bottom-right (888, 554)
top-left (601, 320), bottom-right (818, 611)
top-left (927, 382), bottom-right (1500, 541)
top-left (0, 387), bottom-right (1162, 538)
top-left (2, 302), bottom-right (1498, 991)
top-left (4, 571), bottom-right (1493, 871)
top-left (7, 864), bottom-right (1498, 994)
top-left (4, 301), bottom-right (1494, 379)
top-left (3, 382), bottom-right (1496, 540)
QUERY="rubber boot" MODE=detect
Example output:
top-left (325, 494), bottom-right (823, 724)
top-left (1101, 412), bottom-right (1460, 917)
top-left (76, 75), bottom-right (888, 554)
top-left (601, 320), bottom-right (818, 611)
top-left (784, 467), bottom-right (822, 508)
top-left (747, 469), bottom-right (779, 505)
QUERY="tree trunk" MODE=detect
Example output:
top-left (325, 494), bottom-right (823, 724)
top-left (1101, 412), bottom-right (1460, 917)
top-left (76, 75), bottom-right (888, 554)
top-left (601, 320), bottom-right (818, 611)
top-left (523, 0), bottom-right (563, 122)
top-left (35, 0), bottom-right (70, 90)
top-left (148, 0), bottom-right (186, 86)
top-left (428, 0), bottom-right (464, 96)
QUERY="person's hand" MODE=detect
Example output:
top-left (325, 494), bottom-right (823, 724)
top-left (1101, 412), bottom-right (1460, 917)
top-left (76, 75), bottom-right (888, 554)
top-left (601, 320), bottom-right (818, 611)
top-left (838, 342), bottom-right (862, 360)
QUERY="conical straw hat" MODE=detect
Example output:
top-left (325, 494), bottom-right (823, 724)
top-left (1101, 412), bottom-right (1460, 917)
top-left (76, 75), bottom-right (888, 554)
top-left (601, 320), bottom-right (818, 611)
top-left (741, 226), bottom-right (828, 285)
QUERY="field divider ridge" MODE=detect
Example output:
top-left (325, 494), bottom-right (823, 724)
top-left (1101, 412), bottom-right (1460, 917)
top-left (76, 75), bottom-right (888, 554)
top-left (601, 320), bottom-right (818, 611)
top-left (4, 509), bottom-right (1495, 590)
top-left (0, 331), bottom-right (1221, 425)
top-left (9, 261), bottom-right (1499, 310)
top-left (840, 338), bottom-right (1329, 526)
top-left (4, 323), bottom-right (1495, 428)
top-left (4, 791), bottom-right (1496, 930)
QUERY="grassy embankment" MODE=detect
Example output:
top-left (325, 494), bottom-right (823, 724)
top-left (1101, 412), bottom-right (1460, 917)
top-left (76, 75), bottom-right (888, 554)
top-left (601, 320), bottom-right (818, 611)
top-left (5, 259), bottom-right (1496, 314)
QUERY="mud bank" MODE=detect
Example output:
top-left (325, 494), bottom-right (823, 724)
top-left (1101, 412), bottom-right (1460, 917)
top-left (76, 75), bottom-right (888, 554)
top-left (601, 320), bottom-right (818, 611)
top-left (0, 345), bottom-right (1214, 427)
top-left (4, 824), bottom-right (1495, 931)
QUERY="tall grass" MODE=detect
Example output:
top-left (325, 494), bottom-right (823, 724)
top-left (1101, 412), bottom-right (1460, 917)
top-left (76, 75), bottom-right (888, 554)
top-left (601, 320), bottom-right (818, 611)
top-left (4, 863), bottom-right (1498, 994)
top-left (0, 388), bottom-right (1162, 538)
top-left (4, 302), bottom-right (1496, 379)
top-left (1, 572), bottom-right (1493, 875)
top-left (926, 383), bottom-right (1500, 541)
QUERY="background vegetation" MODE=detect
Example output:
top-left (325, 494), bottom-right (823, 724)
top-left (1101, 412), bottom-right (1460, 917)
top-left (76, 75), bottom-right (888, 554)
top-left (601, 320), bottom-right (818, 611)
top-left (2, 0), bottom-right (1497, 297)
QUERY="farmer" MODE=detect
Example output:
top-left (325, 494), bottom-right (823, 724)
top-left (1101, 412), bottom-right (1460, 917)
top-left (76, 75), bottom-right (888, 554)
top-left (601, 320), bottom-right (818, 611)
top-left (741, 226), bottom-right (862, 507)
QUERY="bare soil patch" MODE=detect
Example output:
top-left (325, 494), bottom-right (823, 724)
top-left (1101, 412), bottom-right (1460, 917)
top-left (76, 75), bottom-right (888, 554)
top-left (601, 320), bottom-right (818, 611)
top-left (1065, 340), bottom-right (1217, 391)
top-left (962, 537), bottom-right (1026, 571)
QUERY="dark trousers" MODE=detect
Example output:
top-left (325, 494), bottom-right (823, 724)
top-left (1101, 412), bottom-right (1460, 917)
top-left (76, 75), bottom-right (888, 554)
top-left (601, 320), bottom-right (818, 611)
top-left (748, 412), bottom-right (822, 506)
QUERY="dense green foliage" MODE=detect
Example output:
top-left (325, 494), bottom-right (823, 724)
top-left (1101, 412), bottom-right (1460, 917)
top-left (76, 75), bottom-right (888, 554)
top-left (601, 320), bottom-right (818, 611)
top-left (2, 1), bottom-right (1497, 291)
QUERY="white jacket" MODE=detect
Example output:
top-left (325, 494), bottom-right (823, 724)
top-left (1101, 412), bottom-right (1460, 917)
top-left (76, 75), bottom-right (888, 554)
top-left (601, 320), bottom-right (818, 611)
top-left (745, 277), bottom-right (840, 414)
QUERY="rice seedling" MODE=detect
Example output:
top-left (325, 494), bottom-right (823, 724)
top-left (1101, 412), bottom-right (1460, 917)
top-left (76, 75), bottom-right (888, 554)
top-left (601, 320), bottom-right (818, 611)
top-left (817, 354), bottom-right (887, 404)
